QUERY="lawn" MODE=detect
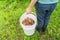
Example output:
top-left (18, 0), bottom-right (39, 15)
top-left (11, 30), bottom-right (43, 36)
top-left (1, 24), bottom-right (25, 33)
top-left (0, 0), bottom-right (60, 40)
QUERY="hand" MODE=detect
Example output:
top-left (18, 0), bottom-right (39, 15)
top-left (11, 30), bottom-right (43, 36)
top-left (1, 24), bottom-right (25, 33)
top-left (25, 7), bottom-right (32, 14)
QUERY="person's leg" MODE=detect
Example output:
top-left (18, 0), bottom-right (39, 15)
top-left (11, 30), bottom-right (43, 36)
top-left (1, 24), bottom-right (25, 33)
top-left (42, 3), bottom-right (57, 32)
top-left (35, 2), bottom-right (45, 32)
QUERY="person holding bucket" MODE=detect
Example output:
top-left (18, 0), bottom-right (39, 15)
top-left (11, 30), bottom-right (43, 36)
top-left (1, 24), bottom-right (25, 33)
top-left (25, 0), bottom-right (58, 32)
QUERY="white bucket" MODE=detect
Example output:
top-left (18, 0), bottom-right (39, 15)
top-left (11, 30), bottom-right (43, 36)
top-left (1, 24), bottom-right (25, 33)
top-left (19, 13), bottom-right (37, 36)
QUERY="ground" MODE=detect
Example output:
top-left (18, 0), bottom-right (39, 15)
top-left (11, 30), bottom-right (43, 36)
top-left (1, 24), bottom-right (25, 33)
top-left (0, 0), bottom-right (60, 40)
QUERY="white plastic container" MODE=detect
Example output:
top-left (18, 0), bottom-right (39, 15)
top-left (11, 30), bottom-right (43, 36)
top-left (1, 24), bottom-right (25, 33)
top-left (19, 13), bottom-right (37, 36)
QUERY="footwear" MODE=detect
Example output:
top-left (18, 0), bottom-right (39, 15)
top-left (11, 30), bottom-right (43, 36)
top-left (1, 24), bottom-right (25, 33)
top-left (41, 29), bottom-right (46, 32)
top-left (40, 31), bottom-right (45, 35)
top-left (41, 29), bottom-right (46, 35)
top-left (41, 27), bottom-right (47, 32)
top-left (36, 27), bottom-right (40, 32)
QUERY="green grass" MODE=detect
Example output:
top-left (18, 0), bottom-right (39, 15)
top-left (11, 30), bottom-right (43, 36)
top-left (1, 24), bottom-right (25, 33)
top-left (0, 0), bottom-right (60, 40)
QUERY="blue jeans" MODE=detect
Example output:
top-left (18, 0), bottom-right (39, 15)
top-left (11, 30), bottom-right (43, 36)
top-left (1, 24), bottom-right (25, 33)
top-left (35, 2), bottom-right (57, 31)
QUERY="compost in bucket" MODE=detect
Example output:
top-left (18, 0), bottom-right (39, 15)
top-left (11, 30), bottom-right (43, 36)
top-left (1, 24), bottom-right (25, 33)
top-left (22, 17), bottom-right (35, 26)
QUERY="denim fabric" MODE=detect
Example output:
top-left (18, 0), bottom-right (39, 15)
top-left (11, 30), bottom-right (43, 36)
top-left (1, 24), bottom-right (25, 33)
top-left (35, 2), bottom-right (57, 31)
top-left (38, 0), bottom-right (58, 4)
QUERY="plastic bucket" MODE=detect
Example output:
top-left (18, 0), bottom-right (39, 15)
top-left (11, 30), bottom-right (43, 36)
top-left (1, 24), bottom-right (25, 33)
top-left (19, 13), bottom-right (37, 36)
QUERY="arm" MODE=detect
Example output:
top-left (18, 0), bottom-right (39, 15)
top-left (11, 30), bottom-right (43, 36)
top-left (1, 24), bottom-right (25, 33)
top-left (26, 0), bottom-right (37, 14)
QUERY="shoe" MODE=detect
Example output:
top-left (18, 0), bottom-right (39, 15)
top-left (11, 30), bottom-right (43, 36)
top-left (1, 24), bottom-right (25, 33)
top-left (36, 27), bottom-right (40, 32)
top-left (40, 31), bottom-right (45, 35)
